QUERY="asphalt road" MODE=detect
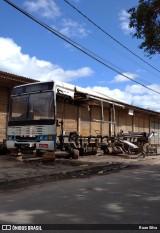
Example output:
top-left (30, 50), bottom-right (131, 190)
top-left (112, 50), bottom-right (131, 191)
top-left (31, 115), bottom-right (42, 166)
top-left (0, 164), bottom-right (160, 233)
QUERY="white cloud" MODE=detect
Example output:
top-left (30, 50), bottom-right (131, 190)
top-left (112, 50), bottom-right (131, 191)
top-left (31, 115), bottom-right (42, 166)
top-left (86, 85), bottom-right (160, 112)
top-left (119, 9), bottom-right (130, 21)
top-left (60, 18), bottom-right (90, 38)
top-left (24, 0), bottom-right (61, 19)
top-left (119, 10), bottom-right (134, 35)
top-left (0, 37), bottom-right (94, 82)
top-left (87, 86), bottom-right (129, 103)
top-left (24, 0), bottom-right (90, 39)
top-left (110, 72), bottom-right (138, 83)
top-left (38, 67), bottom-right (94, 82)
top-left (125, 84), bottom-right (146, 94)
top-left (125, 83), bottom-right (160, 95)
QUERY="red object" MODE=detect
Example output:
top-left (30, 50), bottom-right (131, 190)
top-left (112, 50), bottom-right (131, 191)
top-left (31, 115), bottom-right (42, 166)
top-left (39, 144), bottom-right (48, 148)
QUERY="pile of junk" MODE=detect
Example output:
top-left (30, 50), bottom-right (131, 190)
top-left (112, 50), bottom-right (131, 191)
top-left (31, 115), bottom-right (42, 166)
top-left (57, 131), bottom-right (159, 158)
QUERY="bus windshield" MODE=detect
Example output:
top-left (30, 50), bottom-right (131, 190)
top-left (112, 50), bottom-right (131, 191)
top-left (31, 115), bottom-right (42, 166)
top-left (9, 92), bottom-right (55, 121)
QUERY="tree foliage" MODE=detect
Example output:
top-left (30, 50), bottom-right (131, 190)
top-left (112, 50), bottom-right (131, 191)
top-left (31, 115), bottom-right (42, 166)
top-left (128, 0), bottom-right (160, 56)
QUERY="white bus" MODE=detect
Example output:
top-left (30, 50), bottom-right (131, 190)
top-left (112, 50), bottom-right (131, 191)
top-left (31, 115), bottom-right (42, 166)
top-left (7, 81), bottom-right (77, 158)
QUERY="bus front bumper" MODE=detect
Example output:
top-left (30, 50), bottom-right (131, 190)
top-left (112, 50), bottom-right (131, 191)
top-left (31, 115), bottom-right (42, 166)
top-left (6, 140), bottom-right (55, 156)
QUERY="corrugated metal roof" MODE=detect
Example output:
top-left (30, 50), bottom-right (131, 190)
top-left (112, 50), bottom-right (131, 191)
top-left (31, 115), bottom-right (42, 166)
top-left (0, 70), bottom-right (38, 90)
top-left (0, 70), bottom-right (37, 83)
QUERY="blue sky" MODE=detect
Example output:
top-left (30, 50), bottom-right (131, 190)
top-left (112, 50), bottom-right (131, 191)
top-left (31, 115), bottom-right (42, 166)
top-left (0, 0), bottom-right (160, 111)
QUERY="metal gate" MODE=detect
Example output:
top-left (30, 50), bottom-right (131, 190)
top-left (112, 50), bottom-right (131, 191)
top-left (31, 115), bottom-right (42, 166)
top-left (150, 120), bottom-right (160, 144)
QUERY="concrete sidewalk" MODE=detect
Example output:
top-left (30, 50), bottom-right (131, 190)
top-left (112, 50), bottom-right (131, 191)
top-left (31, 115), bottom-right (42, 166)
top-left (0, 154), bottom-right (159, 190)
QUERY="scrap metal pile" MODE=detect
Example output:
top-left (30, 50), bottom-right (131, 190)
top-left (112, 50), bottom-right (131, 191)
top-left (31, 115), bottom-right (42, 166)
top-left (57, 131), bottom-right (158, 159)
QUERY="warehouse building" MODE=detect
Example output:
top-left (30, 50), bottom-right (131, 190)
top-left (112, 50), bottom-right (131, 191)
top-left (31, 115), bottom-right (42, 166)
top-left (0, 70), bottom-right (160, 144)
top-left (56, 85), bottom-right (160, 145)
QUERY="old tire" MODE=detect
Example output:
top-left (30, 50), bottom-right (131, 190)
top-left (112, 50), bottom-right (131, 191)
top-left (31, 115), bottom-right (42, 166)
top-left (72, 149), bottom-right (79, 159)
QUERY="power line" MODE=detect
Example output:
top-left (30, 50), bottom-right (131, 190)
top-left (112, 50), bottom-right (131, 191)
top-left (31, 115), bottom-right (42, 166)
top-left (3, 0), bottom-right (160, 96)
top-left (32, 0), bottom-right (160, 83)
top-left (64, 0), bottom-right (160, 75)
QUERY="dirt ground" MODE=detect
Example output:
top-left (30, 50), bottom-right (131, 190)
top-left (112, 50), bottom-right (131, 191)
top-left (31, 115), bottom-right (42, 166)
top-left (53, 148), bottom-right (160, 167)
top-left (77, 153), bottom-right (160, 165)
top-left (0, 152), bottom-right (160, 190)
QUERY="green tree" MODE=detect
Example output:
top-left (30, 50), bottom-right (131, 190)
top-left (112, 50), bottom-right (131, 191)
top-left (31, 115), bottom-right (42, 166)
top-left (128, 0), bottom-right (160, 56)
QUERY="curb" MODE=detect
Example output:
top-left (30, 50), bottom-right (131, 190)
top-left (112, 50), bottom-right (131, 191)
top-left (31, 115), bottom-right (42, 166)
top-left (0, 163), bottom-right (139, 190)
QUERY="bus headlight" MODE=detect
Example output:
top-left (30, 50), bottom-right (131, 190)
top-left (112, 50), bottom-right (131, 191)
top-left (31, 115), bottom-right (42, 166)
top-left (39, 135), bottom-right (44, 141)
top-left (38, 135), bottom-right (53, 141)
top-left (7, 135), bottom-right (14, 140)
top-left (48, 135), bottom-right (53, 140)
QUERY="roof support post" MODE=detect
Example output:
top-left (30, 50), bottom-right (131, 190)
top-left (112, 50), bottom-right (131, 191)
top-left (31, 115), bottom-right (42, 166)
top-left (101, 100), bottom-right (104, 135)
top-left (113, 104), bottom-right (116, 136)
